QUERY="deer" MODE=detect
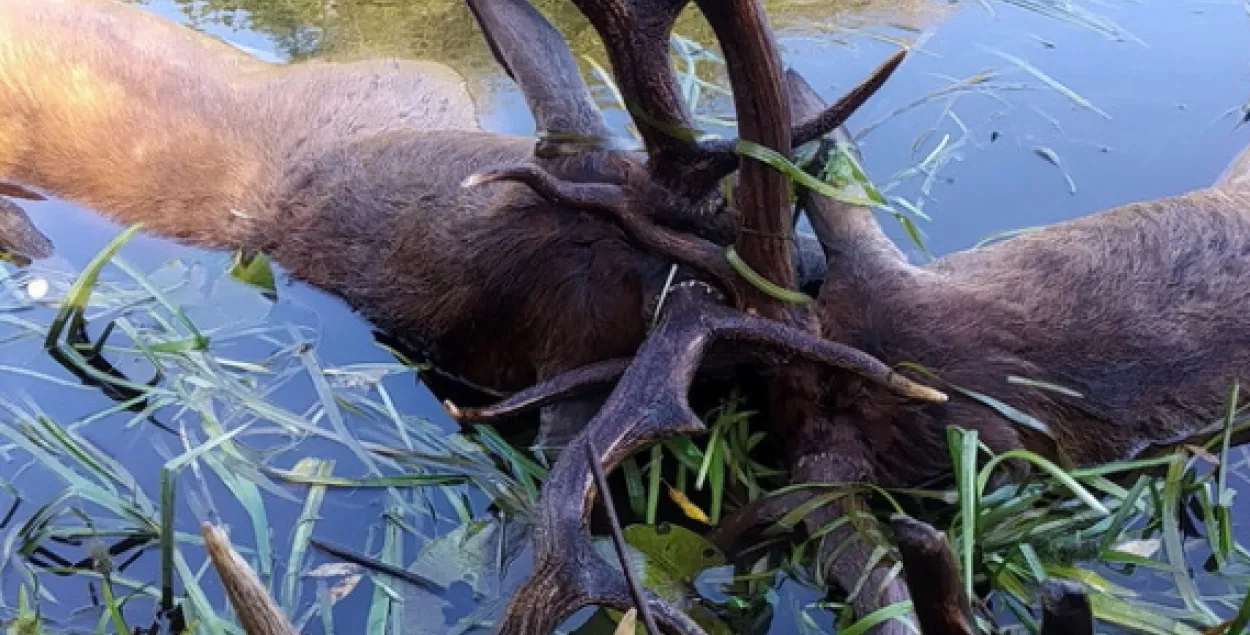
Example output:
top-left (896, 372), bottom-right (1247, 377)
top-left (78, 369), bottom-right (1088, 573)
top-left (0, 0), bottom-right (881, 450)
top-left (4, 1), bottom-right (1249, 635)
top-left (0, 0), bottom-right (937, 612)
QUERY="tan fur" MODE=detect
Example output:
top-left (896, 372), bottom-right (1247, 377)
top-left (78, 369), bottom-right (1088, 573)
top-left (0, 0), bottom-right (668, 402)
top-left (0, 0), bottom-right (476, 248)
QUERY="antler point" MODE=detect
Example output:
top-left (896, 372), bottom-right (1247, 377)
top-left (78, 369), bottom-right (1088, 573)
top-left (461, 172), bottom-right (494, 189)
top-left (912, 385), bottom-right (949, 403)
top-left (443, 400), bottom-right (464, 418)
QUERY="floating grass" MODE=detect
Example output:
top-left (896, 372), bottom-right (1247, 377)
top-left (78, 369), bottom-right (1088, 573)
top-left (992, 0), bottom-right (1142, 43)
top-left (1033, 145), bottom-right (1078, 195)
top-left (982, 46), bottom-right (1112, 120)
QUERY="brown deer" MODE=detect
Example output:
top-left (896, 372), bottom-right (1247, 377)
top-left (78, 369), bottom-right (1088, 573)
top-left (0, 0), bottom-right (887, 449)
top-left (0, 0), bottom-right (945, 631)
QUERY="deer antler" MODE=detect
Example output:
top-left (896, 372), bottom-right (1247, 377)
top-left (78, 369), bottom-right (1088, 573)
top-left (463, 0), bottom-right (907, 250)
top-left (697, 50), bottom-right (908, 176)
top-left (487, 284), bottom-right (717, 635)
top-left (693, 0), bottom-right (796, 308)
top-left (467, 0), bottom-right (615, 144)
top-left (567, 0), bottom-right (698, 175)
top-left (454, 286), bottom-right (942, 633)
top-left (454, 1), bottom-right (925, 633)
top-left (463, 165), bottom-right (748, 303)
top-left (454, 312), bottom-right (942, 427)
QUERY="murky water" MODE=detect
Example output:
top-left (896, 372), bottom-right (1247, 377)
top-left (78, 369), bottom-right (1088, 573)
top-left (1, 0), bottom-right (1249, 633)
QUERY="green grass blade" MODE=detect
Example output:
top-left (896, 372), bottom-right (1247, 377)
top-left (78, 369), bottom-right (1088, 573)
top-left (1161, 459), bottom-right (1217, 622)
top-left (946, 426), bottom-right (981, 601)
top-left (621, 456), bottom-right (646, 519)
top-left (647, 445), bottom-right (663, 526)
top-left (839, 600), bottom-right (915, 635)
top-left (977, 450), bottom-right (1109, 515)
top-left (100, 574), bottom-right (131, 635)
top-left (724, 247), bottom-right (814, 305)
top-left (43, 225), bottom-right (142, 350)
top-left (282, 458), bottom-right (334, 612)
top-left (982, 47), bottom-right (1112, 119)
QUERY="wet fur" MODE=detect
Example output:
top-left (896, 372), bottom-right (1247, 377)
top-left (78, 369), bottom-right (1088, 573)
top-left (0, 0), bottom-right (672, 397)
top-left (815, 173), bottom-right (1250, 489)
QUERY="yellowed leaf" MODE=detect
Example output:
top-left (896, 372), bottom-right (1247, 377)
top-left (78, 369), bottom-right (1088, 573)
top-left (665, 484), bottom-right (710, 525)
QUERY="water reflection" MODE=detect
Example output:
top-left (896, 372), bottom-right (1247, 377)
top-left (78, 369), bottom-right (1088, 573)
top-left (150, 0), bottom-right (944, 66)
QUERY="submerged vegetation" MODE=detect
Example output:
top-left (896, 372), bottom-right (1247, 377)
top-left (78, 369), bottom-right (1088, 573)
top-left (4, 0), bottom-right (1250, 634)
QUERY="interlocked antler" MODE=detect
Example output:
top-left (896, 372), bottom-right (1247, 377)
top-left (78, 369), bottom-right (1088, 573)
top-left (451, 284), bottom-right (943, 635)
top-left (464, 0), bottom-right (907, 274)
top-left (564, 0), bottom-right (906, 203)
top-left (454, 1), bottom-right (932, 633)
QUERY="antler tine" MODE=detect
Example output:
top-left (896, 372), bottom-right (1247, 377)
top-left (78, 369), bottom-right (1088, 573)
top-left (891, 516), bottom-right (977, 635)
top-left (494, 285), bottom-right (720, 635)
top-left (698, 49), bottom-right (910, 194)
top-left (568, 0), bottom-right (700, 177)
top-left (1039, 580), bottom-right (1094, 635)
top-left (791, 50), bottom-right (907, 148)
top-left (202, 523), bottom-right (299, 635)
top-left (693, 0), bottom-right (796, 312)
top-left (707, 305), bottom-right (947, 402)
top-left (466, 0), bottom-right (614, 144)
top-left (446, 357), bottom-right (631, 422)
top-left (464, 164), bottom-right (748, 304)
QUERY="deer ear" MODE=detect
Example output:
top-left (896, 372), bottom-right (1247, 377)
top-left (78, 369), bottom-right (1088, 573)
top-left (466, 0), bottom-right (613, 144)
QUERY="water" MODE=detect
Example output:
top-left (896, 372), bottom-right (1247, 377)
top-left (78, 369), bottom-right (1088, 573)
top-left (1, 0), bottom-right (1248, 633)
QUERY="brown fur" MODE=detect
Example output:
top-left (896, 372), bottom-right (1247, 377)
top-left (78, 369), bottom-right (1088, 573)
top-left (710, 58), bottom-right (1250, 635)
top-left (0, 0), bottom-right (677, 397)
top-left (811, 163), bottom-right (1250, 489)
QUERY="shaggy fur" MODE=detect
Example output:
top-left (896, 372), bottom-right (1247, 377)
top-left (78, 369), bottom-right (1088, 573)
top-left (812, 184), bottom-right (1250, 489)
